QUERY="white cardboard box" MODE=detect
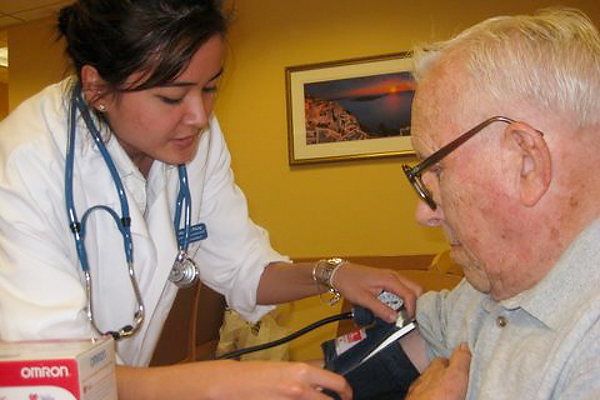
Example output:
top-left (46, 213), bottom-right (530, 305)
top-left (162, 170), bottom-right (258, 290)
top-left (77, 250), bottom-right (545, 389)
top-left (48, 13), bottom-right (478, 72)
top-left (0, 337), bottom-right (117, 400)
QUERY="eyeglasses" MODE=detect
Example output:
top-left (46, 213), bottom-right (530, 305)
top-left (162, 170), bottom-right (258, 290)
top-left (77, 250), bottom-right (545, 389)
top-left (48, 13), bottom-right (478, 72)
top-left (403, 116), bottom-right (520, 210)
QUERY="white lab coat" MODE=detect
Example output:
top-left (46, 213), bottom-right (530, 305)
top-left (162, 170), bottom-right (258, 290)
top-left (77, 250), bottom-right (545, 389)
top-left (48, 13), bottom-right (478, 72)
top-left (0, 78), bottom-right (286, 366)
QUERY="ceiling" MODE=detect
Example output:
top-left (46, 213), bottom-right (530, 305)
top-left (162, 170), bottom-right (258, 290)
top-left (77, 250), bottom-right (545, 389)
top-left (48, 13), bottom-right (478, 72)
top-left (0, 1), bottom-right (73, 35)
top-left (0, 1), bottom-right (72, 83)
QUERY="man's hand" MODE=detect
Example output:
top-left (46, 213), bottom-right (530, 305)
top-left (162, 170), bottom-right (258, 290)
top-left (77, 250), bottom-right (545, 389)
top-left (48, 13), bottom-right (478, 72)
top-left (405, 343), bottom-right (471, 400)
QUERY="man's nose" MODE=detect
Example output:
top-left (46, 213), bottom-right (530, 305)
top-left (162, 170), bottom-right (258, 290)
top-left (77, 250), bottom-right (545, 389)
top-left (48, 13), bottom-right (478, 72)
top-left (415, 197), bottom-right (444, 227)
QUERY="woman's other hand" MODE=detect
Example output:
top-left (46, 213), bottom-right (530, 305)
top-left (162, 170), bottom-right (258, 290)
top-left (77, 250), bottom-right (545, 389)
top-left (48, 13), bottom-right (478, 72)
top-left (118, 360), bottom-right (352, 400)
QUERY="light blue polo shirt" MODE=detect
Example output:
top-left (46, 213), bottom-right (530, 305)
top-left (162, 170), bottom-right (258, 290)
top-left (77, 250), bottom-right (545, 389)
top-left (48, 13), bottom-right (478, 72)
top-left (417, 218), bottom-right (600, 399)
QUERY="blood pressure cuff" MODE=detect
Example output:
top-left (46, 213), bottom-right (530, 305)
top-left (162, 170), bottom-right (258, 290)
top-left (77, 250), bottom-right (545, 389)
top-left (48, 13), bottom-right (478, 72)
top-left (322, 328), bottom-right (420, 399)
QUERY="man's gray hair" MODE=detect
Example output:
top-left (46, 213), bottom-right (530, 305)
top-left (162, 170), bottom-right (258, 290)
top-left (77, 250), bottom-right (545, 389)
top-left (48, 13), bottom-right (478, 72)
top-left (412, 8), bottom-right (600, 128)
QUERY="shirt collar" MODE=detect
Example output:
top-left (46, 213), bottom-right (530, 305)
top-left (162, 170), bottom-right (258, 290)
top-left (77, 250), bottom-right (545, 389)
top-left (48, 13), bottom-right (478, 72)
top-left (489, 218), bottom-right (600, 330)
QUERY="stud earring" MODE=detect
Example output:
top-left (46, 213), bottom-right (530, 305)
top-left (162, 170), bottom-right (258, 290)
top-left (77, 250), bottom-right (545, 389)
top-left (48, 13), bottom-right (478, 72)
top-left (97, 103), bottom-right (106, 112)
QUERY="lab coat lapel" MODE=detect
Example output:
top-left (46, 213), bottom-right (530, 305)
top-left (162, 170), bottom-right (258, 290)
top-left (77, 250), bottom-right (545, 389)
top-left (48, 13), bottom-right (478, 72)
top-left (73, 139), bottom-right (141, 336)
top-left (142, 166), bottom-right (180, 304)
top-left (71, 121), bottom-right (176, 365)
top-left (102, 136), bottom-right (153, 241)
top-left (131, 167), bottom-right (181, 364)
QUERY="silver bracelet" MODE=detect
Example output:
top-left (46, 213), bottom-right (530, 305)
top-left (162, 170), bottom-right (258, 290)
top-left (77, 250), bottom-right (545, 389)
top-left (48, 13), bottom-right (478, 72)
top-left (312, 257), bottom-right (347, 305)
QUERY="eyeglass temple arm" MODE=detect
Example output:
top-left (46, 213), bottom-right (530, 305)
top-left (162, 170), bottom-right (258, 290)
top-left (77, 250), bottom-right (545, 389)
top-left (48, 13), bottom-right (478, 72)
top-left (409, 116), bottom-right (515, 176)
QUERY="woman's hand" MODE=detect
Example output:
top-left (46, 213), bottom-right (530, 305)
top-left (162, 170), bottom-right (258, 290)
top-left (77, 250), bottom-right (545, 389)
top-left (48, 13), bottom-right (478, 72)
top-left (118, 360), bottom-right (352, 400)
top-left (333, 262), bottom-right (423, 323)
top-left (256, 260), bottom-right (422, 324)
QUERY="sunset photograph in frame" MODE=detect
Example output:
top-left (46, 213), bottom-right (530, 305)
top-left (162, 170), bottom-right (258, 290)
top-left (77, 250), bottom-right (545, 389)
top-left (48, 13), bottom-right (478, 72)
top-left (285, 52), bottom-right (415, 165)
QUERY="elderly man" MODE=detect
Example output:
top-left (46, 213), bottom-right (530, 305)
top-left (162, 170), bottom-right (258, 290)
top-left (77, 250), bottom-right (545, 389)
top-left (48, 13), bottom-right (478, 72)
top-left (399, 7), bottom-right (600, 400)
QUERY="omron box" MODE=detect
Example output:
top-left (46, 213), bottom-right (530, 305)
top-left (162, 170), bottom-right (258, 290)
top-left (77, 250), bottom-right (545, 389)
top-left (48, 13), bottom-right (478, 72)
top-left (0, 337), bottom-right (117, 400)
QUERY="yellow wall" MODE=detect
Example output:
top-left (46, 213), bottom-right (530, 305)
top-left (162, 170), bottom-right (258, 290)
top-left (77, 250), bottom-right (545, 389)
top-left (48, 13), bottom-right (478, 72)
top-left (8, 18), bottom-right (69, 111)
top-left (6, 1), bottom-right (600, 260)
top-left (215, 0), bottom-right (600, 258)
top-left (0, 82), bottom-right (8, 119)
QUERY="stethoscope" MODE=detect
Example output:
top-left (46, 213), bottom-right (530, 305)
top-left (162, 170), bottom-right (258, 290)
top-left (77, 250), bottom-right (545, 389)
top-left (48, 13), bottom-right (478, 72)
top-left (65, 86), bottom-right (200, 340)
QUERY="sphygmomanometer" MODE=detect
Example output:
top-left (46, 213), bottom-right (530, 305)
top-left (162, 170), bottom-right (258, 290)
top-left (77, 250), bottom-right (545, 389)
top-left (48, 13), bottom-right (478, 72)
top-left (218, 291), bottom-right (420, 400)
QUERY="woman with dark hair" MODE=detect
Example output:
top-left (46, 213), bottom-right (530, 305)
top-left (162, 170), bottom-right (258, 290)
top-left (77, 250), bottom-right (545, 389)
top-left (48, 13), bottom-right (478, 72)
top-left (0, 1), bottom-right (420, 398)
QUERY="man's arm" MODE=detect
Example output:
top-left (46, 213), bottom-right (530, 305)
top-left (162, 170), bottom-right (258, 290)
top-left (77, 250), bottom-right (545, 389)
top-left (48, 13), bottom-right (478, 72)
top-left (399, 327), bottom-right (431, 373)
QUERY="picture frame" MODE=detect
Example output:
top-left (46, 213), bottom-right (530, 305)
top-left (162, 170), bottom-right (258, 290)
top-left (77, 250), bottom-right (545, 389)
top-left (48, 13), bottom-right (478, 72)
top-left (285, 52), bottom-right (415, 165)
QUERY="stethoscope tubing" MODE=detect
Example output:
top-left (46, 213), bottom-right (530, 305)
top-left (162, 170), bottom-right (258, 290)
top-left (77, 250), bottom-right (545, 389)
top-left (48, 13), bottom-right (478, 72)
top-left (175, 165), bottom-right (193, 252)
top-left (65, 86), bottom-right (145, 340)
top-left (65, 85), bottom-right (197, 339)
top-left (66, 88), bottom-right (135, 266)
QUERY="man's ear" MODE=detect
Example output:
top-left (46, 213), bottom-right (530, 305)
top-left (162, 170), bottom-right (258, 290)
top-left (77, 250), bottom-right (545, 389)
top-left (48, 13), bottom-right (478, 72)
top-left (80, 65), bottom-right (108, 111)
top-left (506, 122), bottom-right (552, 206)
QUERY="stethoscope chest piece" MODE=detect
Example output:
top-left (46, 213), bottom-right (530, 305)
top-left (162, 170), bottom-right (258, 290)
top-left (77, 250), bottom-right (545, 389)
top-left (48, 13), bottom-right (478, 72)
top-left (169, 251), bottom-right (199, 288)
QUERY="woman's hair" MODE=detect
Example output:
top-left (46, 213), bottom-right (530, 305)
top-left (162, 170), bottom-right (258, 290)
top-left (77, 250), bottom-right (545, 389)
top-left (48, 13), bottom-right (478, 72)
top-left (57, 0), bottom-right (229, 92)
top-left (412, 8), bottom-right (600, 128)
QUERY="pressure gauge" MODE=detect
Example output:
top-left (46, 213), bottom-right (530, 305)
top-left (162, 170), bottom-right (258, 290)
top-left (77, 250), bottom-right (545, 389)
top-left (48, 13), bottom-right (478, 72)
top-left (378, 290), bottom-right (404, 311)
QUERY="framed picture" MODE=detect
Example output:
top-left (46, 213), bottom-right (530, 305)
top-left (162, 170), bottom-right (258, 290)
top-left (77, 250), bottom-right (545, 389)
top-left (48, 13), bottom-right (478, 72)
top-left (285, 52), bottom-right (415, 165)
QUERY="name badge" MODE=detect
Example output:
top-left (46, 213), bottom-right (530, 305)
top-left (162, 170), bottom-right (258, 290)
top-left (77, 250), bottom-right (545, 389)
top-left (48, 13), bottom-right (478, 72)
top-left (177, 223), bottom-right (207, 247)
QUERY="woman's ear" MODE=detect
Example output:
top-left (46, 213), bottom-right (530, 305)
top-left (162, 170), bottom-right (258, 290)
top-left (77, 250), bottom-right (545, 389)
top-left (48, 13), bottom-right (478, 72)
top-left (506, 122), bottom-right (552, 206)
top-left (81, 65), bottom-right (108, 112)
